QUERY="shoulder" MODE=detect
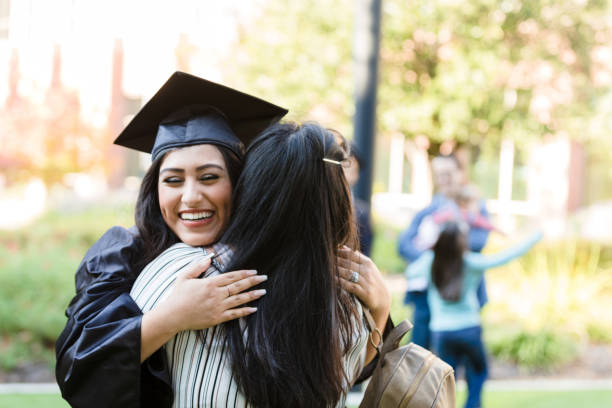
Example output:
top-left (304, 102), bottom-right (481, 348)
top-left (131, 243), bottom-right (206, 308)
top-left (85, 226), bottom-right (143, 260)
top-left (415, 196), bottom-right (449, 217)
top-left (148, 243), bottom-right (206, 269)
top-left (75, 226), bottom-right (143, 291)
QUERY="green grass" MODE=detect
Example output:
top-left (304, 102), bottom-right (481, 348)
top-left (346, 389), bottom-right (612, 408)
top-left (4, 389), bottom-right (612, 408)
top-left (0, 394), bottom-right (69, 408)
top-left (457, 389), bottom-right (612, 408)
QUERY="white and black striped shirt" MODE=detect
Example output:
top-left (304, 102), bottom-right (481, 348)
top-left (131, 243), bottom-right (368, 408)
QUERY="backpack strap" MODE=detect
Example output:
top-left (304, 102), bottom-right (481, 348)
top-left (380, 320), bottom-right (413, 357)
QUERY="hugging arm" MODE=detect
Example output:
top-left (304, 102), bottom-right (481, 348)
top-left (338, 248), bottom-right (392, 366)
top-left (137, 252), bottom-right (266, 362)
top-left (55, 226), bottom-right (172, 408)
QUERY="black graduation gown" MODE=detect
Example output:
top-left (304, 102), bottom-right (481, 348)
top-left (55, 226), bottom-right (172, 408)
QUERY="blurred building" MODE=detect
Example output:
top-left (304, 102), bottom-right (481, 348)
top-left (0, 0), bottom-right (258, 187)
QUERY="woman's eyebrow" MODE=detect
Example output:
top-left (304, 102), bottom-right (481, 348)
top-left (160, 164), bottom-right (225, 174)
top-left (196, 164), bottom-right (225, 171)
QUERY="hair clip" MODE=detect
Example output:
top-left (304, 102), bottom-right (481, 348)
top-left (322, 158), bottom-right (342, 165)
top-left (323, 158), bottom-right (351, 168)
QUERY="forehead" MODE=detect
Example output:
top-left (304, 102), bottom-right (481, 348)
top-left (431, 157), bottom-right (458, 173)
top-left (160, 144), bottom-right (226, 168)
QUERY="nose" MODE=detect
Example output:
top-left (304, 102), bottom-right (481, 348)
top-left (181, 179), bottom-right (204, 207)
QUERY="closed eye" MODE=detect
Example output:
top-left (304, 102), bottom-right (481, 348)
top-left (162, 177), bottom-right (183, 184)
top-left (200, 174), bottom-right (220, 182)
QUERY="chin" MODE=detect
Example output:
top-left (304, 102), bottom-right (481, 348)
top-left (180, 233), bottom-right (217, 247)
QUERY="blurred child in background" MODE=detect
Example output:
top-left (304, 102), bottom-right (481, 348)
top-left (406, 221), bottom-right (541, 408)
top-left (398, 154), bottom-right (491, 349)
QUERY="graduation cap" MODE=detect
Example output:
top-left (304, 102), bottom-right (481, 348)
top-left (113, 71), bottom-right (288, 161)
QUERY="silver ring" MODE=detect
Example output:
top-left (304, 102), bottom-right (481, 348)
top-left (350, 271), bottom-right (359, 283)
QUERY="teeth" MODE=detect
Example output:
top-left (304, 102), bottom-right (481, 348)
top-left (180, 211), bottom-right (213, 221)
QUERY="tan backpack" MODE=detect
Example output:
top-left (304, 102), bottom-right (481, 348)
top-left (359, 316), bottom-right (456, 408)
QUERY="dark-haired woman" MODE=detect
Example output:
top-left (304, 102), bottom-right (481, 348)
top-left (405, 222), bottom-right (541, 408)
top-left (130, 122), bottom-right (391, 407)
top-left (55, 72), bottom-right (287, 407)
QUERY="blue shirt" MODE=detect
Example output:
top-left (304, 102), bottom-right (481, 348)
top-left (398, 194), bottom-right (490, 262)
top-left (405, 232), bottom-right (542, 331)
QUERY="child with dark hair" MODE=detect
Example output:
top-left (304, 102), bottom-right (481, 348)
top-left (398, 154), bottom-right (491, 350)
top-left (405, 221), bottom-right (541, 408)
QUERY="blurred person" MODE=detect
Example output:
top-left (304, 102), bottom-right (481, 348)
top-left (344, 143), bottom-right (373, 256)
top-left (397, 154), bottom-right (491, 350)
top-left (55, 72), bottom-right (288, 407)
top-left (130, 122), bottom-right (391, 407)
top-left (405, 222), bottom-right (541, 408)
top-left (431, 184), bottom-right (503, 236)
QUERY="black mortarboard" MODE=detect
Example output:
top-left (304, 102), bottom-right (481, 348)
top-left (113, 71), bottom-right (288, 161)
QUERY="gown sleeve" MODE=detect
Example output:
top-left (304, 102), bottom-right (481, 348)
top-left (55, 226), bottom-right (172, 408)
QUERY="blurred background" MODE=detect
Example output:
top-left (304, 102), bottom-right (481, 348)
top-left (1, 0), bottom-right (612, 406)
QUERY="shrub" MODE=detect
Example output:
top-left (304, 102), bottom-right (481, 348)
top-left (0, 204), bottom-right (133, 370)
top-left (487, 326), bottom-right (577, 371)
top-left (484, 238), bottom-right (612, 346)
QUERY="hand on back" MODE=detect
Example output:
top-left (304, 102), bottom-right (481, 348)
top-left (162, 256), bottom-right (267, 332)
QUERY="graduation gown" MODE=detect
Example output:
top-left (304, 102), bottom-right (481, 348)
top-left (55, 226), bottom-right (172, 408)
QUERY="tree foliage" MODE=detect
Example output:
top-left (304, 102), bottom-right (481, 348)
top-left (225, 0), bottom-right (612, 154)
top-left (220, 0), bottom-right (355, 137)
top-left (379, 0), bottom-right (612, 153)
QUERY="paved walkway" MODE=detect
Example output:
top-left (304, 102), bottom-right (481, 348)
top-left (2, 379), bottom-right (612, 396)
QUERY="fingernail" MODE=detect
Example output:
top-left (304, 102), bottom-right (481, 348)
top-left (249, 307), bottom-right (258, 312)
top-left (255, 289), bottom-right (267, 296)
top-left (258, 275), bottom-right (268, 281)
top-left (246, 270), bottom-right (257, 276)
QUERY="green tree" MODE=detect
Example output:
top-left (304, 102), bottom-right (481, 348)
top-left (222, 0), bottom-right (612, 193)
top-left (379, 0), bottom-right (612, 149)
top-left (220, 0), bottom-right (355, 137)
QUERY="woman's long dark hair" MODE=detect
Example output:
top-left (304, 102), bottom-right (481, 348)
top-left (432, 221), bottom-right (466, 302)
top-left (134, 145), bottom-right (243, 272)
top-left (222, 122), bottom-right (359, 407)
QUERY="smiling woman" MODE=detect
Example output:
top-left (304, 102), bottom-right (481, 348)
top-left (54, 71), bottom-right (288, 408)
top-left (158, 145), bottom-right (234, 247)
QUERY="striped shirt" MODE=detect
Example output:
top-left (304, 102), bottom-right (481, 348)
top-left (131, 243), bottom-right (368, 408)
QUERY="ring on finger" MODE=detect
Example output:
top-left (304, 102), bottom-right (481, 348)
top-left (349, 271), bottom-right (359, 284)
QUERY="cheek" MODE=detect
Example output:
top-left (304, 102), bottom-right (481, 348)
top-left (217, 183), bottom-right (233, 220)
top-left (157, 185), bottom-right (173, 221)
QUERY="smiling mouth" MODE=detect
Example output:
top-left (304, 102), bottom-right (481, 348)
top-left (179, 211), bottom-right (213, 221)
